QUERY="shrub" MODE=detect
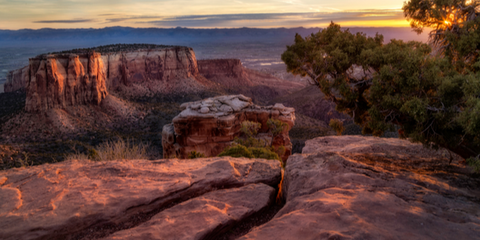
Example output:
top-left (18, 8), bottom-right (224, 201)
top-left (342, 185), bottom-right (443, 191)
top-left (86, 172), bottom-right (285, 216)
top-left (188, 151), bottom-right (206, 159)
top-left (250, 147), bottom-right (280, 160)
top-left (218, 145), bottom-right (254, 158)
top-left (329, 119), bottom-right (345, 136)
top-left (240, 121), bottom-right (262, 137)
top-left (267, 118), bottom-right (288, 136)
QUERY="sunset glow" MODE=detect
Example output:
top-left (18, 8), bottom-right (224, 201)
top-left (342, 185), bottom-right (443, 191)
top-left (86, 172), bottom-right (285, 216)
top-left (0, 0), bottom-right (410, 29)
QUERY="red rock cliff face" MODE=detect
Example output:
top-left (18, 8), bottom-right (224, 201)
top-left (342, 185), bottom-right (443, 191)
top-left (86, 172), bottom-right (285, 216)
top-left (106, 47), bottom-right (200, 90)
top-left (197, 59), bottom-right (251, 88)
top-left (8, 47), bottom-right (203, 111)
top-left (25, 52), bottom-right (108, 112)
top-left (5, 66), bottom-right (29, 92)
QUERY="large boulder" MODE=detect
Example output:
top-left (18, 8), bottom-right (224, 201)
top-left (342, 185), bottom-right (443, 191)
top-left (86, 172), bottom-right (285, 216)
top-left (0, 157), bottom-right (281, 240)
top-left (162, 94), bottom-right (295, 161)
top-left (240, 136), bottom-right (480, 240)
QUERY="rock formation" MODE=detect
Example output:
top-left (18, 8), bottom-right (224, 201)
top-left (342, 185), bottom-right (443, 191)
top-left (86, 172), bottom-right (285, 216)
top-left (4, 66), bottom-right (28, 92)
top-left (240, 136), bottom-right (480, 240)
top-left (5, 45), bottom-right (209, 112)
top-left (25, 52), bottom-right (108, 112)
top-left (162, 95), bottom-right (295, 161)
top-left (0, 157), bottom-right (281, 240)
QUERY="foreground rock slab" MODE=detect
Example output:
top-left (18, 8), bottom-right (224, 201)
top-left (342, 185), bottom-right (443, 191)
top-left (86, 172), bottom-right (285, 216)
top-left (106, 183), bottom-right (275, 240)
top-left (241, 136), bottom-right (480, 240)
top-left (0, 157), bottom-right (281, 240)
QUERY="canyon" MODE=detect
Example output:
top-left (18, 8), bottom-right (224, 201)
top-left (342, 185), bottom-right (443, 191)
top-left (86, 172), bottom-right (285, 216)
top-left (4, 44), bottom-right (303, 112)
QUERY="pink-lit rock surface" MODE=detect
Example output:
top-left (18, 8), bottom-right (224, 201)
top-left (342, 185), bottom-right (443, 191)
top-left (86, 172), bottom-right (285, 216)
top-left (105, 183), bottom-right (275, 240)
top-left (0, 157), bottom-right (281, 240)
top-left (240, 136), bottom-right (480, 240)
top-left (162, 95), bottom-right (295, 161)
top-left (24, 52), bottom-right (108, 112)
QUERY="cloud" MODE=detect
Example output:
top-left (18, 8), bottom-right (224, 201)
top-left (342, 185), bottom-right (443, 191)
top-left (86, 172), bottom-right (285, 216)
top-left (138, 11), bottom-right (405, 28)
top-left (33, 19), bottom-right (94, 24)
top-left (105, 15), bottom-right (163, 23)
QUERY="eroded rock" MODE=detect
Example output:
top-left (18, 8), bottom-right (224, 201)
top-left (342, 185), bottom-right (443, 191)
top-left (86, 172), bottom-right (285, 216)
top-left (240, 136), bottom-right (480, 240)
top-left (0, 157), bottom-right (281, 240)
top-left (105, 183), bottom-right (275, 240)
top-left (162, 95), bottom-right (295, 161)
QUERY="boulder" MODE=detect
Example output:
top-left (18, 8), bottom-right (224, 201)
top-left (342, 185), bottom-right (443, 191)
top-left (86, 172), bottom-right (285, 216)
top-left (162, 95), bottom-right (295, 161)
top-left (0, 157), bottom-right (281, 240)
top-left (240, 136), bottom-right (480, 240)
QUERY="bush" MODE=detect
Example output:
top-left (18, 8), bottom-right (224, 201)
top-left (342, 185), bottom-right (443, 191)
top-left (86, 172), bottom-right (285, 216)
top-left (188, 151), bottom-right (206, 159)
top-left (218, 145), bottom-right (254, 158)
top-left (250, 147), bottom-right (280, 160)
top-left (267, 118), bottom-right (288, 136)
top-left (240, 121), bottom-right (262, 137)
top-left (329, 119), bottom-right (345, 136)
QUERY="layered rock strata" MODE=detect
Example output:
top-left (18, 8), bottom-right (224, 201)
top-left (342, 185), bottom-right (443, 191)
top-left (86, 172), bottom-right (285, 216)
top-left (240, 136), bottom-right (480, 240)
top-left (6, 46), bottom-right (203, 112)
top-left (25, 52), bottom-right (108, 112)
top-left (162, 95), bottom-right (295, 161)
top-left (0, 157), bottom-right (281, 240)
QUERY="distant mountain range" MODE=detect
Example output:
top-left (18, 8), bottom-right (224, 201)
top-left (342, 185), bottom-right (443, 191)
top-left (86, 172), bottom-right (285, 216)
top-left (0, 26), bottom-right (428, 45)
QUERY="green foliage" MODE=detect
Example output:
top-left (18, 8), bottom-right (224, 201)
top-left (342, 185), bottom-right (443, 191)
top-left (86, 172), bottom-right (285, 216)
top-left (234, 137), bottom-right (267, 148)
top-left (329, 119), bottom-right (345, 136)
top-left (218, 145), bottom-right (255, 158)
top-left (188, 151), bottom-right (206, 159)
top-left (282, 13), bottom-right (480, 166)
top-left (240, 121), bottom-right (262, 138)
top-left (267, 118), bottom-right (288, 136)
top-left (249, 147), bottom-right (281, 160)
top-left (467, 156), bottom-right (480, 172)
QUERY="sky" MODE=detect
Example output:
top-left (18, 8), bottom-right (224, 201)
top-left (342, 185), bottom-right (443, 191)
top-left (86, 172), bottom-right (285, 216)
top-left (0, 0), bottom-right (411, 30)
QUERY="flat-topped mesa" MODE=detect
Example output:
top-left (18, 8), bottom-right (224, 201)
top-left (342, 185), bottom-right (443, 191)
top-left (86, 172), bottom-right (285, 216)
top-left (162, 94), bottom-right (295, 161)
top-left (6, 44), bottom-right (201, 112)
top-left (25, 51), bottom-right (108, 112)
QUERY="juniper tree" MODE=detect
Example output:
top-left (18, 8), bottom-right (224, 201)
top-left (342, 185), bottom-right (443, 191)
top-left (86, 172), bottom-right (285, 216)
top-left (281, 0), bottom-right (480, 168)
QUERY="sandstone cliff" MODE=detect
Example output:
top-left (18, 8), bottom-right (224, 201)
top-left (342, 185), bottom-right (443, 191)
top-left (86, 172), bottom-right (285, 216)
top-left (162, 95), bottom-right (295, 161)
top-left (6, 45), bottom-right (209, 112)
top-left (4, 66), bottom-right (28, 93)
top-left (25, 52), bottom-right (108, 112)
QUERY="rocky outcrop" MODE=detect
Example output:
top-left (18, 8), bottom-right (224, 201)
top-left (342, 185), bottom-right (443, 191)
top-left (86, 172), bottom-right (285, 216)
top-left (198, 59), bottom-right (251, 88)
top-left (240, 136), bottom-right (480, 240)
top-left (0, 157), bottom-right (281, 240)
top-left (24, 52), bottom-right (108, 112)
top-left (4, 66), bottom-right (28, 92)
top-left (162, 95), bottom-right (295, 161)
top-left (6, 46), bottom-right (208, 112)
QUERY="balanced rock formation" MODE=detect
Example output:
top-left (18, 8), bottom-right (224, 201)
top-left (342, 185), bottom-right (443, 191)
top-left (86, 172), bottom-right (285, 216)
top-left (240, 136), bottom-right (480, 240)
top-left (162, 95), bottom-right (295, 161)
top-left (0, 157), bottom-right (281, 240)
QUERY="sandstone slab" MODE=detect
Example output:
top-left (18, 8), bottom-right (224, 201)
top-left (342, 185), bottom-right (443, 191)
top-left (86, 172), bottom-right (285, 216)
top-left (163, 95), bottom-right (295, 161)
top-left (240, 136), bottom-right (480, 240)
top-left (106, 183), bottom-right (275, 240)
top-left (0, 157), bottom-right (281, 240)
